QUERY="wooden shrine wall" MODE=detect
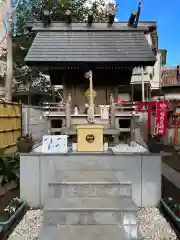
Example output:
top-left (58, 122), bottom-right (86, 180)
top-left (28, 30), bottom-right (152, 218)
top-left (0, 102), bottom-right (22, 153)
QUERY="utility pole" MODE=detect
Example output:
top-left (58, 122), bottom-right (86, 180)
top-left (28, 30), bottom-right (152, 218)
top-left (5, 0), bottom-right (13, 101)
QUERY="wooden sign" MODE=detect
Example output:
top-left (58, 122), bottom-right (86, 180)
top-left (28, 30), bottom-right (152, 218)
top-left (42, 135), bottom-right (68, 153)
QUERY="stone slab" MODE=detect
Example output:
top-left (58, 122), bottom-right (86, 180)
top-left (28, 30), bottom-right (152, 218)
top-left (53, 170), bottom-right (123, 182)
top-left (44, 210), bottom-right (137, 225)
top-left (39, 225), bottom-right (138, 240)
top-left (43, 197), bottom-right (137, 225)
top-left (49, 182), bottom-right (132, 198)
top-left (44, 196), bottom-right (136, 211)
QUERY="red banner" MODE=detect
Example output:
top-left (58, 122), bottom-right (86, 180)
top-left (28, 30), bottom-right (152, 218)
top-left (156, 101), bottom-right (168, 136)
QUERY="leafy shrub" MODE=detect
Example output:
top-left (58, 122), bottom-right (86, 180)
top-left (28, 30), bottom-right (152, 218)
top-left (0, 150), bottom-right (20, 187)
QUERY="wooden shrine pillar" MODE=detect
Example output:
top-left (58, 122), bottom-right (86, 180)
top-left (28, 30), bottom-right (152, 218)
top-left (130, 110), bottom-right (136, 143)
top-left (110, 94), bottom-right (115, 128)
top-left (88, 70), bottom-right (95, 123)
top-left (65, 93), bottom-right (71, 129)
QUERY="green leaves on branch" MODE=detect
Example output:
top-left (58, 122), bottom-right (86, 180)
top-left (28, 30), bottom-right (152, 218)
top-left (0, 150), bottom-right (20, 186)
top-left (12, 0), bottom-right (107, 82)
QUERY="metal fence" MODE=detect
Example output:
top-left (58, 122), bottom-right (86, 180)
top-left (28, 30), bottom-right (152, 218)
top-left (0, 101), bottom-right (22, 153)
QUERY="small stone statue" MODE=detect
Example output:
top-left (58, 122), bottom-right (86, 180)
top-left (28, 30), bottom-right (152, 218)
top-left (66, 93), bottom-right (71, 104)
top-left (74, 105), bottom-right (78, 115)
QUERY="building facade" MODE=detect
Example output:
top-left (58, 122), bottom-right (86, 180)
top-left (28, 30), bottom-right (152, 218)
top-left (160, 65), bottom-right (180, 145)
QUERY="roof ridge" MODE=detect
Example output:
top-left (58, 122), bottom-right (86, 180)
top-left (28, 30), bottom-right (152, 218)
top-left (26, 21), bottom-right (156, 33)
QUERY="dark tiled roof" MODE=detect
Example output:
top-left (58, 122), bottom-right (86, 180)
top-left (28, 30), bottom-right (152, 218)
top-left (25, 23), bottom-right (156, 66)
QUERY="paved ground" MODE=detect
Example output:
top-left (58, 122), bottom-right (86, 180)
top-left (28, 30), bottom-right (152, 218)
top-left (162, 145), bottom-right (180, 172)
top-left (162, 176), bottom-right (180, 203)
top-left (161, 144), bottom-right (180, 201)
top-left (161, 144), bottom-right (180, 192)
top-left (161, 146), bottom-right (180, 237)
top-left (162, 163), bottom-right (180, 189)
top-left (163, 155), bottom-right (180, 173)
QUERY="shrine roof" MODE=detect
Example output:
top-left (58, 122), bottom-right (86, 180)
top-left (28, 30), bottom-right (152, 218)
top-left (25, 22), bottom-right (156, 66)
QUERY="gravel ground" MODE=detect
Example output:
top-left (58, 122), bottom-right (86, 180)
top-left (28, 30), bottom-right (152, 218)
top-left (137, 207), bottom-right (177, 240)
top-left (112, 142), bottom-right (148, 153)
top-left (8, 210), bottom-right (43, 240)
top-left (8, 207), bottom-right (177, 240)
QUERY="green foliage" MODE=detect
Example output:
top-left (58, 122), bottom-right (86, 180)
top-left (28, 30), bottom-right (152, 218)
top-left (12, 0), bottom-right (107, 84)
top-left (13, 32), bottom-right (35, 68)
top-left (0, 150), bottom-right (20, 187)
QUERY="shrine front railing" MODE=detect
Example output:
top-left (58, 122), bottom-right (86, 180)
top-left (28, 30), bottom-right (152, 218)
top-left (41, 102), bottom-right (66, 116)
top-left (115, 102), bottom-right (136, 113)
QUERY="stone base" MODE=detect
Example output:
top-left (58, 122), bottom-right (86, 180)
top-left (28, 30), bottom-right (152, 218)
top-left (20, 153), bottom-right (162, 207)
top-left (39, 225), bottom-right (138, 240)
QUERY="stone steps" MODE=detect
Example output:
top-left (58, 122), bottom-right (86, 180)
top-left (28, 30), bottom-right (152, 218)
top-left (39, 225), bottom-right (135, 240)
top-left (39, 156), bottom-right (139, 239)
top-left (52, 156), bottom-right (131, 171)
top-left (43, 197), bottom-right (137, 225)
top-left (49, 170), bottom-right (132, 198)
top-left (54, 170), bottom-right (122, 182)
top-left (49, 181), bottom-right (132, 198)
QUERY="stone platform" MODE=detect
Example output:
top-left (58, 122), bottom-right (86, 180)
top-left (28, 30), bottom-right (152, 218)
top-left (20, 150), bottom-right (164, 207)
top-left (39, 160), bottom-right (138, 239)
top-left (39, 225), bottom-right (134, 240)
top-left (19, 150), bottom-right (166, 239)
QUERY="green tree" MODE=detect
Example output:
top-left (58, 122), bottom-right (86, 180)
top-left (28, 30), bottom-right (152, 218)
top-left (13, 0), bottom-right (107, 65)
top-left (12, 0), bottom-right (107, 89)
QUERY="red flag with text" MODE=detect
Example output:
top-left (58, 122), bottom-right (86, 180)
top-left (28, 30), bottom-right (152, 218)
top-left (156, 101), bottom-right (168, 136)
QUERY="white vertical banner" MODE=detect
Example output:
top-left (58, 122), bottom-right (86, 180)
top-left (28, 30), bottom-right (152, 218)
top-left (42, 135), bottom-right (68, 153)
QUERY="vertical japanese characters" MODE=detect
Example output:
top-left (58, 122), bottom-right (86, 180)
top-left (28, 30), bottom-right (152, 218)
top-left (156, 101), bottom-right (168, 136)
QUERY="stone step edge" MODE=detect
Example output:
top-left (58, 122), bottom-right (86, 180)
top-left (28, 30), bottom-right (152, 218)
top-left (44, 207), bottom-right (136, 212)
top-left (44, 197), bottom-right (137, 212)
top-left (38, 224), bottom-right (138, 240)
top-left (48, 181), bottom-right (131, 185)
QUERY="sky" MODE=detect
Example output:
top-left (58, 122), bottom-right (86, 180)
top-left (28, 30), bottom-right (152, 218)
top-left (115, 0), bottom-right (180, 66)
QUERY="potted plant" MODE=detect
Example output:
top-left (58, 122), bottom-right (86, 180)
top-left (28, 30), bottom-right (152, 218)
top-left (16, 134), bottom-right (34, 153)
top-left (0, 197), bottom-right (26, 233)
top-left (161, 197), bottom-right (180, 230)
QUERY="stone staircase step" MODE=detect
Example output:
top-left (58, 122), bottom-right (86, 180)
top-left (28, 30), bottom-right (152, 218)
top-left (43, 197), bottom-right (137, 225)
top-left (53, 170), bottom-right (127, 182)
top-left (49, 181), bottom-right (132, 198)
top-left (44, 196), bottom-right (136, 211)
top-left (55, 170), bottom-right (120, 182)
top-left (49, 170), bottom-right (131, 198)
top-left (53, 156), bottom-right (131, 171)
top-left (39, 224), bottom-right (138, 240)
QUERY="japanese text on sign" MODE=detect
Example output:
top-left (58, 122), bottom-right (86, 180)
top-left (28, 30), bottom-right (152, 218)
top-left (156, 101), bottom-right (168, 136)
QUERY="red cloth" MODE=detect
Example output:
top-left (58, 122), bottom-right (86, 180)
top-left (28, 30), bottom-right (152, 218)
top-left (155, 101), bottom-right (168, 136)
